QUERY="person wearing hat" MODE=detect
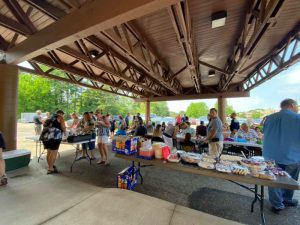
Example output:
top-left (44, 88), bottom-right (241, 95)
top-left (40, 110), bottom-right (66, 174)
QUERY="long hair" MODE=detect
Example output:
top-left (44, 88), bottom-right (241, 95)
top-left (153, 124), bottom-right (162, 137)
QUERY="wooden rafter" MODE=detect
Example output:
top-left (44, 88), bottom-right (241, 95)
top-left (24, 0), bottom-right (66, 20)
top-left (4, 0), bottom-right (37, 33)
top-left (85, 35), bottom-right (168, 96)
top-left (100, 28), bottom-right (182, 95)
top-left (126, 22), bottom-right (183, 92)
top-left (6, 0), bottom-right (181, 64)
top-left (219, 0), bottom-right (285, 91)
top-left (168, 0), bottom-right (201, 93)
top-left (19, 64), bottom-right (136, 98)
top-left (57, 39), bottom-right (162, 96)
top-left (242, 30), bottom-right (300, 91)
top-left (31, 54), bottom-right (146, 97)
top-left (0, 14), bottom-right (32, 35)
top-left (0, 35), bottom-right (9, 51)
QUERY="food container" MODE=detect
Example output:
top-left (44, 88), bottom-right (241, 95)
top-left (181, 152), bottom-right (202, 164)
top-left (198, 161), bottom-right (215, 169)
top-left (167, 154), bottom-right (181, 163)
top-left (139, 148), bottom-right (154, 158)
top-left (152, 143), bottom-right (165, 159)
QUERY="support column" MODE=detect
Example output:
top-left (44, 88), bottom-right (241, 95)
top-left (0, 64), bottom-right (18, 150)
top-left (145, 100), bottom-right (150, 123)
top-left (217, 97), bottom-right (226, 123)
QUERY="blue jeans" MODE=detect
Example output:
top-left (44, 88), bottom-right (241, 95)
top-left (82, 133), bottom-right (96, 150)
top-left (268, 163), bottom-right (300, 209)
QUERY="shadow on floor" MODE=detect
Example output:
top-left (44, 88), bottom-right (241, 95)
top-left (34, 149), bottom-right (300, 225)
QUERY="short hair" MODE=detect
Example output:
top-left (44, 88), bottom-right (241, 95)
top-left (36, 110), bottom-right (41, 114)
top-left (56, 110), bottom-right (64, 115)
top-left (280, 99), bottom-right (297, 109)
top-left (200, 121), bottom-right (204, 125)
top-left (210, 108), bottom-right (218, 113)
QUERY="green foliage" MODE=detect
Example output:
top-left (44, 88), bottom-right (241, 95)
top-left (186, 102), bottom-right (208, 118)
top-left (151, 102), bottom-right (170, 117)
top-left (251, 111), bottom-right (263, 119)
top-left (226, 105), bottom-right (235, 116)
top-left (214, 100), bottom-right (235, 116)
top-left (18, 73), bottom-right (171, 118)
top-left (237, 112), bottom-right (246, 118)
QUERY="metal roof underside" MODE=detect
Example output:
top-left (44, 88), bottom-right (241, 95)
top-left (0, 0), bottom-right (299, 100)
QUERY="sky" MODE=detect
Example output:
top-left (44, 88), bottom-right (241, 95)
top-left (167, 61), bottom-right (300, 113)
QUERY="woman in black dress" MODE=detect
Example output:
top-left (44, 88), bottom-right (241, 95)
top-left (40, 110), bottom-right (66, 174)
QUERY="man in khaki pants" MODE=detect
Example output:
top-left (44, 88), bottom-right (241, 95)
top-left (204, 108), bottom-right (224, 157)
top-left (0, 132), bottom-right (7, 186)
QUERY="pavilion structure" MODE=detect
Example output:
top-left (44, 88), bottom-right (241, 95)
top-left (0, 0), bottom-right (299, 149)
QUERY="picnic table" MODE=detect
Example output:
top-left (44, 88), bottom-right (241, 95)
top-left (60, 139), bottom-right (96, 172)
top-left (115, 154), bottom-right (300, 225)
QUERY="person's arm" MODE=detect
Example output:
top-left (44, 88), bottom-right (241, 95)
top-left (58, 116), bottom-right (66, 133)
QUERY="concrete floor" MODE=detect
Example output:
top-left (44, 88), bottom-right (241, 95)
top-left (1, 162), bottom-right (243, 225)
top-left (10, 123), bottom-right (300, 225)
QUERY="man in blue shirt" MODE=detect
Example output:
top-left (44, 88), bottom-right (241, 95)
top-left (263, 99), bottom-right (300, 214)
top-left (205, 108), bottom-right (224, 157)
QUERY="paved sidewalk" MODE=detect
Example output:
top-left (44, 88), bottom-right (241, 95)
top-left (0, 167), bottom-right (243, 225)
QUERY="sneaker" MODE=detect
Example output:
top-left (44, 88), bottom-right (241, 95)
top-left (271, 207), bottom-right (282, 214)
top-left (283, 199), bottom-right (298, 207)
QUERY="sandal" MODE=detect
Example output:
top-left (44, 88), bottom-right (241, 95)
top-left (97, 161), bottom-right (105, 165)
top-left (90, 157), bottom-right (96, 160)
top-left (0, 177), bottom-right (7, 186)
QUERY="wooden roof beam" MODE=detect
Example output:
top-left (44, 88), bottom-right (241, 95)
top-left (168, 1), bottom-right (201, 93)
top-left (19, 65), bottom-right (136, 98)
top-left (100, 29), bottom-right (181, 95)
top-left (0, 35), bottom-right (9, 51)
top-left (4, 0), bottom-right (37, 33)
top-left (23, 0), bottom-right (67, 20)
top-left (219, 0), bottom-right (284, 91)
top-left (5, 0), bottom-right (181, 64)
top-left (31, 55), bottom-right (146, 97)
top-left (58, 43), bottom-right (161, 96)
top-left (198, 60), bottom-right (229, 75)
top-left (0, 14), bottom-right (32, 35)
top-left (85, 35), bottom-right (167, 96)
top-left (125, 22), bottom-right (183, 92)
top-left (135, 91), bottom-right (250, 102)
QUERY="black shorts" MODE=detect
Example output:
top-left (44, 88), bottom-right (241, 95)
top-left (43, 139), bottom-right (61, 150)
top-left (110, 128), bottom-right (115, 132)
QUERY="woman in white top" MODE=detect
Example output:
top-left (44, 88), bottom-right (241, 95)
top-left (96, 113), bottom-right (110, 165)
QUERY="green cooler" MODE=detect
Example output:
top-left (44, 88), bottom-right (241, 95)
top-left (3, 150), bottom-right (31, 171)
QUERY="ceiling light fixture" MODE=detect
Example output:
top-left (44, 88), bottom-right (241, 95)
top-left (90, 50), bottom-right (99, 58)
top-left (208, 70), bottom-right (216, 77)
top-left (211, 11), bottom-right (227, 28)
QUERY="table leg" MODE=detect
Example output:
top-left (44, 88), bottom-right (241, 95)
top-left (260, 186), bottom-right (266, 225)
top-left (138, 162), bottom-right (144, 184)
top-left (251, 185), bottom-right (258, 212)
top-left (85, 149), bottom-right (92, 165)
top-left (70, 146), bottom-right (79, 172)
top-left (35, 141), bottom-right (38, 158)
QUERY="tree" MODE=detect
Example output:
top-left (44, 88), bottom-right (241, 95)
top-left (151, 102), bottom-right (170, 116)
top-left (186, 102), bottom-right (208, 118)
top-left (214, 100), bottom-right (235, 116)
top-left (251, 111), bottom-right (263, 119)
top-left (18, 73), bottom-right (171, 119)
